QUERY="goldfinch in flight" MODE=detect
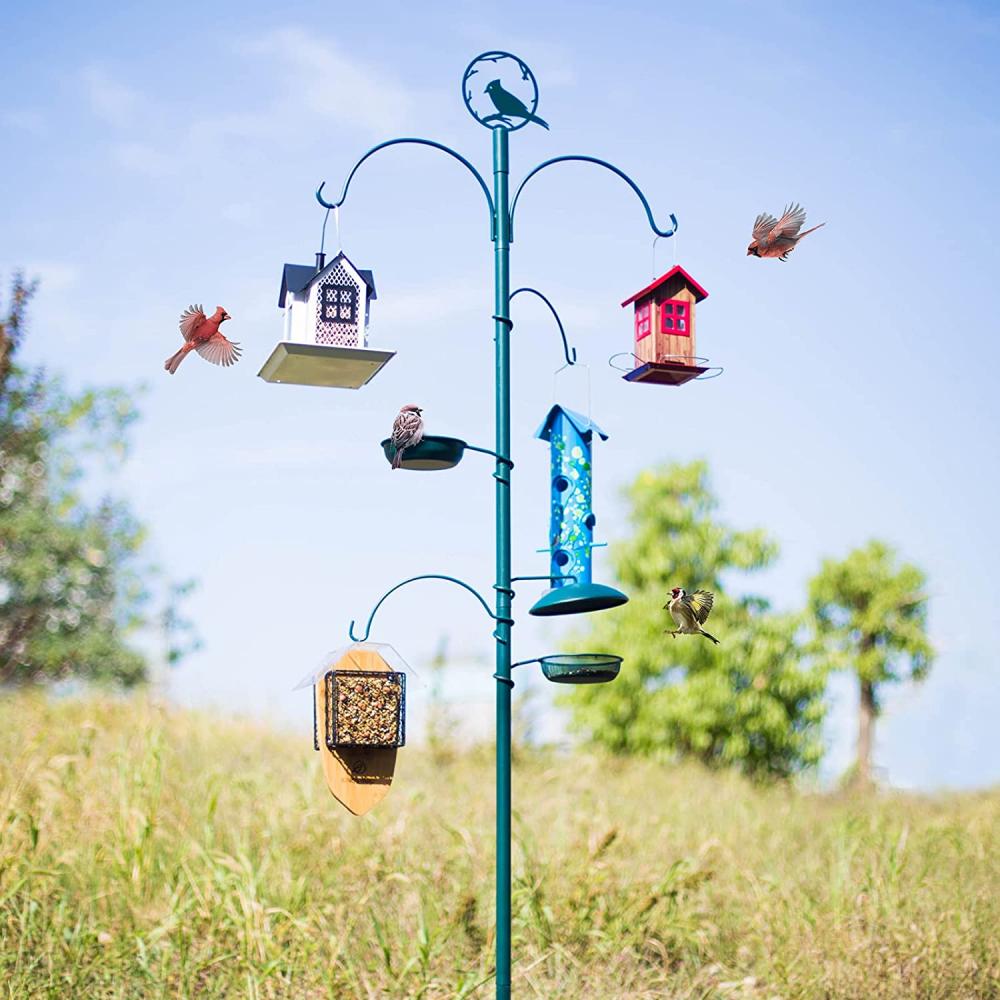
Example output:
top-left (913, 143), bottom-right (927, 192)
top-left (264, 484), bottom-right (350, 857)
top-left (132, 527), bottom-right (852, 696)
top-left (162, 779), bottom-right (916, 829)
top-left (665, 587), bottom-right (720, 645)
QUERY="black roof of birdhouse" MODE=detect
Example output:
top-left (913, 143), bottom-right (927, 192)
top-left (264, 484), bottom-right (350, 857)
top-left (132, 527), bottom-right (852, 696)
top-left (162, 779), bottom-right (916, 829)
top-left (621, 265), bottom-right (708, 309)
top-left (278, 252), bottom-right (376, 308)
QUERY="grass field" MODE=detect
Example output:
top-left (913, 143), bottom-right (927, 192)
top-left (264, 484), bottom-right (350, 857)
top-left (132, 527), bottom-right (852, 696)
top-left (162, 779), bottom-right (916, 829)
top-left (1, 693), bottom-right (997, 999)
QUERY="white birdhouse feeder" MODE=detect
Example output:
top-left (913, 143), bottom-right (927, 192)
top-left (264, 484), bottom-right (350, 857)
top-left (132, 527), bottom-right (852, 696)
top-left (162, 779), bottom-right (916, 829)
top-left (258, 251), bottom-right (394, 389)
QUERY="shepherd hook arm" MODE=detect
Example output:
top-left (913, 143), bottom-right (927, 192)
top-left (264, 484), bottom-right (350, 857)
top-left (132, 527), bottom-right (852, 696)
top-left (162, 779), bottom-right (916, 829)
top-left (349, 574), bottom-right (506, 642)
top-left (510, 287), bottom-right (577, 366)
top-left (316, 138), bottom-right (496, 237)
top-left (509, 155), bottom-right (678, 241)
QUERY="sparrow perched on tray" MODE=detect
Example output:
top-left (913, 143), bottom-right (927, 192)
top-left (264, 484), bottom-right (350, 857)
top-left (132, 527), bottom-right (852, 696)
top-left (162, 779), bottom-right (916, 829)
top-left (389, 404), bottom-right (424, 469)
top-left (665, 587), bottom-right (720, 645)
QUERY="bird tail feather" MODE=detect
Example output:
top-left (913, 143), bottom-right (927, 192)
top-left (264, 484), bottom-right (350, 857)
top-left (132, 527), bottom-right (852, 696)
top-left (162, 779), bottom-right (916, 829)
top-left (799, 222), bottom-right (825, 239)
top-left (699, 629), bottom-right (720, 645)
top-left (391, 447), bottom-right (403, 470)
top-left (164, 348), bottom-right (187, 374)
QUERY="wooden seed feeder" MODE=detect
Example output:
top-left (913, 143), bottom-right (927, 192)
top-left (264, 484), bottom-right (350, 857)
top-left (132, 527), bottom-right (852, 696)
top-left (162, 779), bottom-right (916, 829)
top-left (620, 265), bottom-right (713, 386)
top-left (259, 251), bottom-right (394, 389)
top-left (299, 643), bottom-right (408, 815)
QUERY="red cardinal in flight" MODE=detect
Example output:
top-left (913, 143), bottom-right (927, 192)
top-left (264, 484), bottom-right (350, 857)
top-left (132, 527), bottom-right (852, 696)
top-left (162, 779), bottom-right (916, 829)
top-left (164, 305), bottom-right (241, 374)
top-left (746, 203), bottom-right (825, 261)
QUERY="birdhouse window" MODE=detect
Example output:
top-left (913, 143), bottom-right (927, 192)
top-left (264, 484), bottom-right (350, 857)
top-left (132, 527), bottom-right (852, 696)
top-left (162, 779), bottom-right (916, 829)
top-left (635, 302), bottom-right (652, 340)
top-left (659, 299), bottom-right (689, 336)
top-left (321, 284), bottom-right (357, 325)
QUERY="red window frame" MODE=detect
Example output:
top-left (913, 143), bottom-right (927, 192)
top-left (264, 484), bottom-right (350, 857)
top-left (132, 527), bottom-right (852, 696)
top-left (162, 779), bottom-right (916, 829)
top-left (634, 301), bottom-right (652, 340)
top-left (659, 298), bottom-right (690, 337)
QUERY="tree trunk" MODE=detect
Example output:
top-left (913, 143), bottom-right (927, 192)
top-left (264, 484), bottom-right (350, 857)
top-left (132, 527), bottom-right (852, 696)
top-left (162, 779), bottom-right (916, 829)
top-left (856, 676), bottom-right (876, 788)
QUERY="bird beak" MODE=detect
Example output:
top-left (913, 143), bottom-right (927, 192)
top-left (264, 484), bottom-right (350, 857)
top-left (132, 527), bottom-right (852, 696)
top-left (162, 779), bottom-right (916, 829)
top-left (483, 85), bottom-right (489, 93)
top-left (746, 249), bottom-right (752, 256)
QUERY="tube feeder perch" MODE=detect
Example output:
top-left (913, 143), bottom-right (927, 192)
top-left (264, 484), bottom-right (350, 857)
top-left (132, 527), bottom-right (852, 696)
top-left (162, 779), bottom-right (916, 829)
top-left (529, 405), bottom-right (627, 617)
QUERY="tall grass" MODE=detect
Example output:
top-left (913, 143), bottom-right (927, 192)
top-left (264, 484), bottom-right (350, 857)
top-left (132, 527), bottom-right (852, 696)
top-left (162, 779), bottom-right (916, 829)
top-left (1, 693), bottom-right (997, 998)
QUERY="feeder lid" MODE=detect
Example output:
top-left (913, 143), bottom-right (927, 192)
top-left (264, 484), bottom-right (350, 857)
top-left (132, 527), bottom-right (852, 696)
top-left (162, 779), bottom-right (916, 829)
top-left (380, 435), bottom-right (467, 471)
top-left (539, 653), bottom-right (622, 684)
top-left (529, 581), bottom-right (629, 617)
top-left (534, 405), bottom-right (608, 444)
top-left (279, 253), bottom-right (376, 308)
top-left (258, 342), bottom-right (394, 389)
top-left (621, 265), bottom-right (709, 308)
top-left (293, 642), bottom-right (412, 690)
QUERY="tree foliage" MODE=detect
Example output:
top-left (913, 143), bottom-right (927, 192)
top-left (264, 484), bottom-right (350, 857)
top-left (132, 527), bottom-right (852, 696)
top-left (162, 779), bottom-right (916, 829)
top-left (0, 274), bottom-right (159, 685)
top-left (564, 462), bottom-right (827, 779)
top-left (808, 540), bottom-right (933, 784)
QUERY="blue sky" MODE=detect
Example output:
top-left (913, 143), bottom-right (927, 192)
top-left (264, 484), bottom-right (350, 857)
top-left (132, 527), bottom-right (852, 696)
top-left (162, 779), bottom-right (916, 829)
top-left (2, 1), bottom-right (998, 788)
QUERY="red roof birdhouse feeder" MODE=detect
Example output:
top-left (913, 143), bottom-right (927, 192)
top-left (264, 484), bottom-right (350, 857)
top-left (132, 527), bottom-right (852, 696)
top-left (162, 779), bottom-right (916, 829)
top-left (621, 265), bottom-right (711, 386)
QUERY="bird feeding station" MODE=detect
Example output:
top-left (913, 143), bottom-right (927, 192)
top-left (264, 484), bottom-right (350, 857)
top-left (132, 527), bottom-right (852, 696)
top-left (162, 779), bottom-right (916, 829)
top-left (259, 250), bottom-right (394, 389)
top-left (530, 405), bottom-right (627, 617)
top-left (620, 265), bottom-right (711, 386)
top-left (268, 49), bottom-right (684, 999)
top-left (304, 643), bottom-right (408, 816)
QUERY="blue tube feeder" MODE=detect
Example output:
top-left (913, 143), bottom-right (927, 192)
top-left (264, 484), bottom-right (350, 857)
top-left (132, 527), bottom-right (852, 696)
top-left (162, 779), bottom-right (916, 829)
top-left (529, 405), bottom-right (628, 617)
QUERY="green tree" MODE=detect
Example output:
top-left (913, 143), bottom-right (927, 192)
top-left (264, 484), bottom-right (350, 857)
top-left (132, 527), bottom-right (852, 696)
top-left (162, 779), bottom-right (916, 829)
top-left (808, 540), bottom-right (933, 787)
top-left (565, 462), bottom-right (826, 779)
top-left (0, 274), bottom-right (171, 685)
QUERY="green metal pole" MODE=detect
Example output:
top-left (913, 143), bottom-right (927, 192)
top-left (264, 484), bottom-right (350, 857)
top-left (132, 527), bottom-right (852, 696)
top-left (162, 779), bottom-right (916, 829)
top-left (492, 124), bottom-right (513, 1000)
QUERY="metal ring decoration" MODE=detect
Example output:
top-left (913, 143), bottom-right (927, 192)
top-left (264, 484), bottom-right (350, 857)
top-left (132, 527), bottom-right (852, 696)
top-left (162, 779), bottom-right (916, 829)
top-left (510, 287), bottom-right (577, 366)
top-left (607, 351), bottom-right (723, 380)
top-left (462, 51), bottom-right (541, 132)
top-left (316, 138), bottom-right (496, 235)
top-left (509, 155), bottom-right (678, 241)
top-left (348, 574), bottom-right (502, 642)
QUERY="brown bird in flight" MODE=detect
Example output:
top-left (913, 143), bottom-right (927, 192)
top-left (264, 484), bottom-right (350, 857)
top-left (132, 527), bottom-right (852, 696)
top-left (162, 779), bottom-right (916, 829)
top-left (164, 305), bottom-right (241, 374)
top-left (747, 203), bottom-right (825, 261)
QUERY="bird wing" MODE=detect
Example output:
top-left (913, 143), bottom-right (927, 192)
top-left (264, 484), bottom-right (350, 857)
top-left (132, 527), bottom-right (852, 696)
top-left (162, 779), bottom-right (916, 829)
top-left (391, 411), bottom-right (421, 448)
top-left (179, 305), bottom-right (206, 341)
top-left (752, 213), bottom-right (778, 242)
top-left (684, 590), bottom-right (715, 625)
top-left (195, 332), bottom-right (241, 367)
top-left (769, 203), bottom-right (809, 241)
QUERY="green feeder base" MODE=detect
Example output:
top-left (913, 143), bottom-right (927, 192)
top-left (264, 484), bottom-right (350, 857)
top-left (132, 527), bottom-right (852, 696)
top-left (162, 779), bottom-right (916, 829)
top-left (529, 581), bottom-right (629, 617)
top-left (539, 654), bottom-right (622, 684)
top-left (381, 436), bottom-right (467, 471)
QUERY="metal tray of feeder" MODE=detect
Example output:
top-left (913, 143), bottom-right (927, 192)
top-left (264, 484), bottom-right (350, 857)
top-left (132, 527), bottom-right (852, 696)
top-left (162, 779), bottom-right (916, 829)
top-left (380, 435), bottom-right (467, 470)
top-left (324, 669), bottom-right (406, 748)
top-left (539, 653), bottom-right (622, 684)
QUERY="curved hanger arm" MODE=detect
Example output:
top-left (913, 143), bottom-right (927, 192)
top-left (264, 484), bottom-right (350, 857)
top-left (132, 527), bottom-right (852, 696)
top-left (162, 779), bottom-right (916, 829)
top-left (510, 287), bottom-right (577, 366)
top-left (349, 574), bottom-right (502, 642)
top-left (316, 138), bottom-right (496, 237)
top-left (509, 155), bottom-right (678, 241)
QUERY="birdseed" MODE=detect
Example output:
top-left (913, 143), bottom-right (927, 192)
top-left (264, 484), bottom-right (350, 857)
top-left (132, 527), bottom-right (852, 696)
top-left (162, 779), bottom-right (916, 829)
top-left (327, 672), bottom-right (403, 747)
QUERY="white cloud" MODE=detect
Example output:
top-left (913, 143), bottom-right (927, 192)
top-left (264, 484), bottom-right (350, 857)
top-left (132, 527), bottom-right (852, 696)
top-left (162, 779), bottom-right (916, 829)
top-left (2, 109), bottom-right (46, 135)
top-left (238, 28), bottom-right (414, 135)
top-left (23, 261), bottom-right (80, 292)
top-left (81, 65), bottom-right (142, 126)
top-left (112, 141), bottom-right (178, 178)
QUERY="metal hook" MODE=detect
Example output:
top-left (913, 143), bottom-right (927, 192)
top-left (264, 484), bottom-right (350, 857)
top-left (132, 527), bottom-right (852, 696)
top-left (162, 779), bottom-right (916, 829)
top-left (510, 287), bottom-right (577, 367)
top-left (348, 573), bottom-right (504, 643)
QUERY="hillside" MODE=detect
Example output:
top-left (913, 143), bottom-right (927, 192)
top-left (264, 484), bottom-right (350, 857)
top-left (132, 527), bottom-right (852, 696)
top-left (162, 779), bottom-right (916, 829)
top-left (1, 694), bottom-right (997, 998)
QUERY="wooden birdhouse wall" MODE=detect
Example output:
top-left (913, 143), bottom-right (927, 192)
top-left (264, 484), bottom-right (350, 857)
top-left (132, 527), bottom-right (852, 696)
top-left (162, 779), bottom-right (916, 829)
top-left (635, 271), bottom-right (697, 367)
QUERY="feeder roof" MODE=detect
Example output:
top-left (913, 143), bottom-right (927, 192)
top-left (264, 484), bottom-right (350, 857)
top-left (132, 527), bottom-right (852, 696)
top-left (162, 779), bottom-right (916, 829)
top-left (278, 252), bottom-right (377, 308)
top-left (535, 404), bottom-right (609, 443)
top-left (621, 264), bottom-right (709, 308)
